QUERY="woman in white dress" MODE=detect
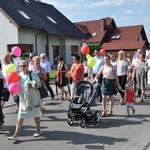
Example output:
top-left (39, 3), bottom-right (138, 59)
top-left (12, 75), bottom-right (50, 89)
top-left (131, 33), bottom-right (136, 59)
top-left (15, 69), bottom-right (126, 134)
top-left (8, 60), bottom-right (42, 141)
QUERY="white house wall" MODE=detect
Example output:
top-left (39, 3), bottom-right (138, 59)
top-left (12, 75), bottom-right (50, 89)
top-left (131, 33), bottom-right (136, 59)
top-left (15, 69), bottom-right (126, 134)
top-left (18, 28), bottom-right (46, 55)
top-left (0, 12), bottom-right (18, 60)
top-left (18, 28), bottom-right (82, 65)
top-left (48, 35), bottom-right (60, 64)
top-left (48, 36), bottom-right (82, 65)
top-left (66, 38), bottom-right (82, 65)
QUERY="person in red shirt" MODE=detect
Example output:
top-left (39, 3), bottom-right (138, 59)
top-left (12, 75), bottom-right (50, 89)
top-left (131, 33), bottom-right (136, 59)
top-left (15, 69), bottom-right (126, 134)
top-left (121, 82), bottom-right (136, 116)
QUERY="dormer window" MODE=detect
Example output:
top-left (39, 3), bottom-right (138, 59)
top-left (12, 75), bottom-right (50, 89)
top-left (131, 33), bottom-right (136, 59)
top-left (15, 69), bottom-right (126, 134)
top-left (116, 35), bottom-right (121, 39)
top-left (111, 35), bottom-right (121, 40)
top-left (46, 16), bottom-right (57, 24)
top-left (92, 32), bottom-right (97, 37)
top-left (111, 36), bottom-right (116, 40)
top-left (24, 0), bottom-right (30, 3)
top-left (18, 10), bottom-right (31, 19)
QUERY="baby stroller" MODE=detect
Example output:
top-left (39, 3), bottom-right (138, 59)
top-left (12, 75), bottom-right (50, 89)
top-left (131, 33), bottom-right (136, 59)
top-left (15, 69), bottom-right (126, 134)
top-left (67, 81), bottom-right (101, 128)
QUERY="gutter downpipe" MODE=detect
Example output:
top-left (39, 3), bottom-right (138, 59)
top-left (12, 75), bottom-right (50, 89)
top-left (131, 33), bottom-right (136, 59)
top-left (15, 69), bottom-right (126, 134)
top-left (35, 30), bottom-right (42, 55)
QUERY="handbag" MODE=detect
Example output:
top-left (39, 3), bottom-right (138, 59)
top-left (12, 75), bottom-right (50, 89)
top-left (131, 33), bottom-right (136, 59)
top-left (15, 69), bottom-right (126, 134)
top-left (38, 82), bottom-right (48, 99)
top-left (29, 71), bottom-right (48, 99)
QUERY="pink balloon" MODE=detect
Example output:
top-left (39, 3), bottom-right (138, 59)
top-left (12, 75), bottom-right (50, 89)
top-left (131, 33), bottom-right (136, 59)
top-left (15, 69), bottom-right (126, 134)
top-left (11, 46), bottom-right (22, 57)
top-left (8, 83), bottom-right (20, 95)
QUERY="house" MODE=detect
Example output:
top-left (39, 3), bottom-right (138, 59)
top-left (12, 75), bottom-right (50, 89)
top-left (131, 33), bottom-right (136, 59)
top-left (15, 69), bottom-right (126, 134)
top-left (0, 0), bottom-right (86, 66)
top-left (75, 17), bottom-right (149, 57)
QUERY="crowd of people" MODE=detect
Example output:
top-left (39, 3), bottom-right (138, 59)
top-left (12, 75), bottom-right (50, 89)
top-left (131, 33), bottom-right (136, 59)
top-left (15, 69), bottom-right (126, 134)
top-left (0, 48), bottom-right (149, 141)
top-left (0, 52), bottom-right (54, 140)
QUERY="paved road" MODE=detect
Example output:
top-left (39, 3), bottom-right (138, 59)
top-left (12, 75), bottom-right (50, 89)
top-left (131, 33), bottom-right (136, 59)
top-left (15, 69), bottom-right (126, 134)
top-left (1, 84), bottom-right (150, 150)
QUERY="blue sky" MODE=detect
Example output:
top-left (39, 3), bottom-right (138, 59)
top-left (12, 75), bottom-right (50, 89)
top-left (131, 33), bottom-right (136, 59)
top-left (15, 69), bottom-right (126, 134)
top-left (43, 0), bottom-right (150, 42)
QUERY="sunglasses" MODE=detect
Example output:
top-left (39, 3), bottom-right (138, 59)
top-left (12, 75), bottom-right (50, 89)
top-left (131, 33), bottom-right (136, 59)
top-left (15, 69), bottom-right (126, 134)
top-left (20, 65), bottom-right (26, 67)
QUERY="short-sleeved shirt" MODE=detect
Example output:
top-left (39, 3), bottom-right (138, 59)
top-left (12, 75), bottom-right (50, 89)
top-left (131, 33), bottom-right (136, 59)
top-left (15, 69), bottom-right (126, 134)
top-left (126, 89), bottom-right (136, 103)
top-left (100, 65), bottom-right (116, 79)
top-left (116, 60), bottom-right (128, 76)
top-left (31, 66), bottom-right (46, 83)
top-left (40, 60), bottom-right (51, 73)
top-left (71, 63), bottom-right (84, 82)
top-left (93, 56), bottom-right (104, 74)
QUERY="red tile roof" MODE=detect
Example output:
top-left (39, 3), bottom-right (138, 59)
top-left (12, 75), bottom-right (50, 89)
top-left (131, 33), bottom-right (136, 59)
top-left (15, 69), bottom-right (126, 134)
top-left (75, 18), bottom-right (149, 51)
top-left (75, 18), bottom-right (115, 43)
top-left (102, 41), bottom-right (146, 51)
top-left (103, 25), bottom-right (143, 43)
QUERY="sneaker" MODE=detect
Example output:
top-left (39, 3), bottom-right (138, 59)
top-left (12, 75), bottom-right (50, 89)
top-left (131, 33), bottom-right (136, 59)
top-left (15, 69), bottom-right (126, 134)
top-left (132, 109), bottom-right (135, 115)
top-left (8, 136), bottom-right (19, 141)
top-left (33, 131), bottom-right (42, 137)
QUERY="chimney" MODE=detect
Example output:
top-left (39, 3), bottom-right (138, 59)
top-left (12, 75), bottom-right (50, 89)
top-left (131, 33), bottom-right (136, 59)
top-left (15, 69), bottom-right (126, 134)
top-left (100, 18), bottom-right (106, 31)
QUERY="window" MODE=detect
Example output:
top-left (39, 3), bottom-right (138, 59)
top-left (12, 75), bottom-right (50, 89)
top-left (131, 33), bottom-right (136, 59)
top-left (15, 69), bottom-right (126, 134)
top-left (92, 32), bottom-right (97, 37)
top-left (46, 16), bottom-right (57, 24)
top-left (71, 45), bottom-right (78, 56)
top-left (52, 46), bottom-right (59, 64)
top-left (111, 36), bottom-right (116, 40)
top-left (18, 10), bottom-right (31, 19)
top-left (116, 35), bottom-right (121, 39)
top-left (24, 0), bottom-right (30, 3)
top-left (111, 35), bottom-right (121, 40)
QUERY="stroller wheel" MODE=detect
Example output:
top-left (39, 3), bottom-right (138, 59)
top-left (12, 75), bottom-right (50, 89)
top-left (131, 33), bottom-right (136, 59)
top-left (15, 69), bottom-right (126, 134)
top-left (79, 117), bottom-right (86, 128)
top-left (94, 111), bottom-right (101, 123)
top-left (67, 116), bottom-right (74, 126)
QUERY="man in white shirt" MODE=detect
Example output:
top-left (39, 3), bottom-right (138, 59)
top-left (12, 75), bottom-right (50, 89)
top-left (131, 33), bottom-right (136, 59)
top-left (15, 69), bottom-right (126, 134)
top-left (132, 49), bottom-right (142, 66)
top-left (40, 53), bottom-right (54, 99)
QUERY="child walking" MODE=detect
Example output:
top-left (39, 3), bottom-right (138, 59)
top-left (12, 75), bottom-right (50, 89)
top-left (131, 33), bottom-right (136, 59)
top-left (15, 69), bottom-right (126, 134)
top-left (120, 82), bottom-right (136, 116)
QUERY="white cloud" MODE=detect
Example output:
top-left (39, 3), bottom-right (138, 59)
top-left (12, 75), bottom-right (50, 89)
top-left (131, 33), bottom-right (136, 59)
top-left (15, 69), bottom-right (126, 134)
top-left (44, 0), bottom-right (150, 10)
top-left (123, 9), bottom-right (143, 14)
top-left (44, 0), bottom-right (126, 10)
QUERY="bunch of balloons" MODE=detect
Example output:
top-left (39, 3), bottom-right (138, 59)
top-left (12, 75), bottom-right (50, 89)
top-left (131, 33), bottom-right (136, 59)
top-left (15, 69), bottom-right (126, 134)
top-left (4, 46), bottom-right (22, 95)
top-left (81, 45), bottom-right (96, 67)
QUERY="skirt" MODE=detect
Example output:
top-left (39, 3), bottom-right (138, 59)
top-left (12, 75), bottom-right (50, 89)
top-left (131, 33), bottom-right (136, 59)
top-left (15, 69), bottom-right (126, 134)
top-left (101, 78), bottom-right (117, 96)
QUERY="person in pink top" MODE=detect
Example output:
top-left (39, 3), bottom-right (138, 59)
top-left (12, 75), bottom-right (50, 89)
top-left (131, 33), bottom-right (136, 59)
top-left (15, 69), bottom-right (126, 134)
top-left (120, 82), bottom-right (136, 116)
top-left (28, 53), bottom-right (35, 71)
top-left (94, 55), bottom-right (121, 117)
